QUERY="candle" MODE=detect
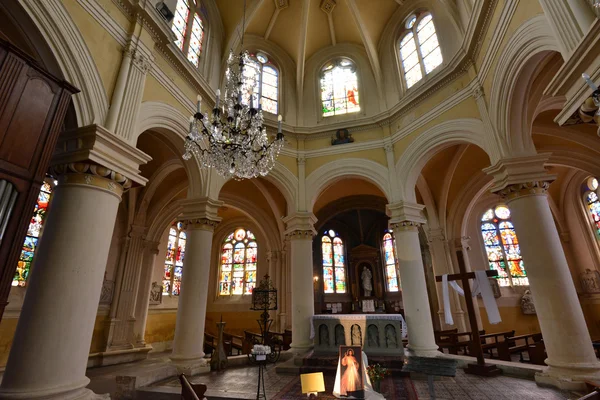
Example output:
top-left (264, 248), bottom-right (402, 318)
top-left (259, 97), bottom-right (263, 110)
top-left (583, 73), bottom-right (598, 91)
top-left (196, 95), bottom-right (202, 113)
top-left (216, 89), bottom-right (221, 108)
top-left (250, 94), bottom-right (255, 109)
top-left (277, 114), bottom-right (282, 133)
top-left (189, 115), bottom-right (194, 130)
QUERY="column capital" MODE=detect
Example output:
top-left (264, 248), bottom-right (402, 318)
top-left (283, 212), bottom-right (317, 239)
top-left (180, 197), bottom-right (223, 231)
top-left (51, 162), bottom-right (132, 198)
top-left (52, 124), bottom-right (151, 186)
top-left (427, 228), bottom-right (446, 243)
top-left (143, 239), bottom-right (161, 255)
top-left (484, 154), bottom-right (556, 200)
top-left (386, 201), bottom-right (427, 229)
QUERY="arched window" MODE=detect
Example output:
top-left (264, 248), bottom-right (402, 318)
top-left (382, 231), bottom-right (400, 292)
top-left (399, 13), bottom-right (443, 89)
top-left (480, 206), bottom-right (528, 287)
top-left (320, 59), bottom-right (360, 117)
top-left (242, 52), bottom-right (279, 114)
top-left (219, 228), bottom-right (257, 295)
top-left (13, 178), bottom-right (54, 287)
top-left (322, 230), bottom-right (346, 293)
top-left (584, 177), bottom-right (600, 239)
top-left (171, 0), bottom-right (205, 67)
top-left (163, 222), bottom-right (187, 296)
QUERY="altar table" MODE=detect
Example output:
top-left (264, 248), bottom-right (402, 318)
top-left (310, 314), bottom-right (407, 356)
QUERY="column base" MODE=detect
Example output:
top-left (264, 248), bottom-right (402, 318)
top-left (405, 345), bottom-right (442, 358)
top-left (169, 357), bottom-right (210, 376)
top-left (0, 386), bottom-right (109, 400)
top-left (535, 363), bottom-right (600, 390)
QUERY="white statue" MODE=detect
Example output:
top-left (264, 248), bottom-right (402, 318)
top-left (361, 266), bottom-right (373, 297)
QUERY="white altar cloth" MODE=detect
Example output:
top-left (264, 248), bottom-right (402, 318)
top-left (310, 314), bottom-right (407, 340)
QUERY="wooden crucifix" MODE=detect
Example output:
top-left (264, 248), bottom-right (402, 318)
top-left (435, 252), bottom-right (501, 377)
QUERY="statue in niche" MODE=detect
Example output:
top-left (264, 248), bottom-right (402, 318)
top-left (319, 324), bottom-right (330, 346)
top-left (351, 324), bottom-right (362, 346)
top-left (149, 282), bottom-right (163, 305)
top-left (335, 325), bottom-right (346, 346)
top-left (331, 128), bottom-right (354, 145)
top-left (581, 269), bottom-right (600, 294)
top-left (520, 290), bottom-right (536, 315)
top-left (367, 324), bottom-right (379, 347)
top-left (361, 266), bottom-right (373, 297)
top-left (385, 324), bottom-right (398, 348)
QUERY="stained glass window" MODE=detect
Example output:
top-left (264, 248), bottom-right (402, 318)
top-left (480, 206), bottom-right (528, 287)
top-left (163, 221), bottom-right (187, 295)
top-left (322, 230), bottom-right (346, 293)
top-left (383, 232), bottom-right (399, 292)
top-left (585, 177), bottom-right (600, 238)
top-left (320, 59), bottom-right (360, 117)
top-left (219, 228), bottom-right (257, 295)
top-left (172, 0), bottom-right (190, 50)
top-left (171, 0), bottom-right (205, 67)
top-left (187, 14), bottom-right (204, 67)
top-left (13, 179), bottom-right (53, 287)
top-left (399, 13), bottom-right (443, 89)
top-left (242, 53), bottom-right (279, 114)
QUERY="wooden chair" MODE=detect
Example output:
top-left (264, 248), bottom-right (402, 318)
top-left (179, 374), bottom-right (207, 400)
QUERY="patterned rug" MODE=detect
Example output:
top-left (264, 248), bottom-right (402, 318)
top-left (271, 374), bottom-right (418, 399)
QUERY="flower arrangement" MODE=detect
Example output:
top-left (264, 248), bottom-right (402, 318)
top-left (366, 363), bottom-right (390, 384)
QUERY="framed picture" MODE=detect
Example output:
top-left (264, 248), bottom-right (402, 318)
top-left (339, 346), bottom-right (364, 397)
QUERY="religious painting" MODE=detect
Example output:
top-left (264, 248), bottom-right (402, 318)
top-left (331, 128), bottom-right (355, 145)
top-left (338, 346), bottom-right (364, 397)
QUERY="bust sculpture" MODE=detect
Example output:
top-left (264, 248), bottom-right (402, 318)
top-left (361, 266), bottom-right (373, 297)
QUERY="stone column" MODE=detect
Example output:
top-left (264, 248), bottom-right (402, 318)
top-left (486, 155), bottom-right (600, 389)
top-left (283, 213), bottom-right (316, 353)
top-left (0, 164), bottom-right (133, 400)
top-left (387, 202), bottom-right (439, 357)
top-left (170, 198), bottom-right (221, 371)
top-left (133, 240), bottom-right (160, 347)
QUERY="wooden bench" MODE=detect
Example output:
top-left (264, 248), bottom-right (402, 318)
top-left (223, 332), bottom-right (243, 355)
top-left (479, 330), bottom-right (515, 358)
top-left (203, 332), bottom-right (217, 355)
top-left (437, 330), bottom-right (486, 355)
top-left (243, 331), bottom-right (262, 354)
top-left (527, 339), bottom-right (546, 365)
top-left (497, 333), bottom-right (542, 362)
top-left (179, 373), bottom-right (207, 400)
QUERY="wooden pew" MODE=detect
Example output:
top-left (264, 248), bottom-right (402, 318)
top-left (527, 340), bottom-right (546, 365)
top-left (243, 331), bottom-right (262, 354)
top-left (479, 330), bottom-right (515, 357)
top-left (437, 330), bottom-right (486, 355)
top-left (283, 329), bottom-right (292, 350)
top-left (203, 332), bottom-right (217, 355)
top-left (496, 333), bottom-right (542, 362)
top-left (179, 374), bottom-right (207, 400)
top-left (223, 332), bottom-right (243, 355)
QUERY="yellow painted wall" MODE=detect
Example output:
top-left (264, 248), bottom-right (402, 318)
top-left (581, 300), bottom-right (600, 341)
top-left (144, 312), bottom-right (177, 344)
top-left (479, 306), bottom-right (541, 336)
top-left (305, 148), bottom-right (387, 176)
top-left (0, 314), bottom-right (108, 368)
top-left (206, 311), bottom-right (263, 337)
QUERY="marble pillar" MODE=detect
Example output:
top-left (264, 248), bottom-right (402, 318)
top-left (387, 202), bottom-right (439, 357)
top-left (284, 213), bottom-right (316, 353)
top-left (0, 164), bottom-right (131, 400)
top-left (170, 199), bottom-right (221, 368)
top-left (487, 156), bottom-right (600, 389)
top-left (133, 240), bottom-right (160, 347)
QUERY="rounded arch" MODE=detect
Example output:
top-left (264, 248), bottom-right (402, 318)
top-left (12, 0), bottom-right (108, 126)
top-left (136, 101), bottom-right (205, 197)
top-left (305, 158), bottom-right (392, 212)
top-left (395, 118), bottom-right (497, 202)
top-left (489, 15), bottom-right (560, 157)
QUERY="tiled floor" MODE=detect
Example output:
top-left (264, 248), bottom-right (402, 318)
top-left (411, 370), bottom-right (576, 400)
top-left (152, 364), bottom-right (578, 400)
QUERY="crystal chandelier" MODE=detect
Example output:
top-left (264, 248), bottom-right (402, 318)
top-left (182, 49), bottom-right (284, 180)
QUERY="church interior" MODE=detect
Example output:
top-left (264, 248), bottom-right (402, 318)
top-left (0, 0), bottom-right (600, 398)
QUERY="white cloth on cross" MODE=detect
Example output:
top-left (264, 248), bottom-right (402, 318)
top-left (442, 270), bottom-right (501, 326)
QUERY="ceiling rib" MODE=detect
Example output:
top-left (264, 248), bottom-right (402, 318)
top-left (264, 8), bottom-right (280, 40)
top-left (296, 0), bottom-right (311, 124)
top-left (320, 0), bottom-right (337, 45)
top-left (346, 0), bottom-right (385, 104)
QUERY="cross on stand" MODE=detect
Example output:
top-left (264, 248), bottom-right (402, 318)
top-left (435, 258), bottom-right (501, 377)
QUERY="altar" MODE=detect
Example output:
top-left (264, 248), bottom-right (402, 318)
top-left (311, 314), bottom-right (407, 357)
